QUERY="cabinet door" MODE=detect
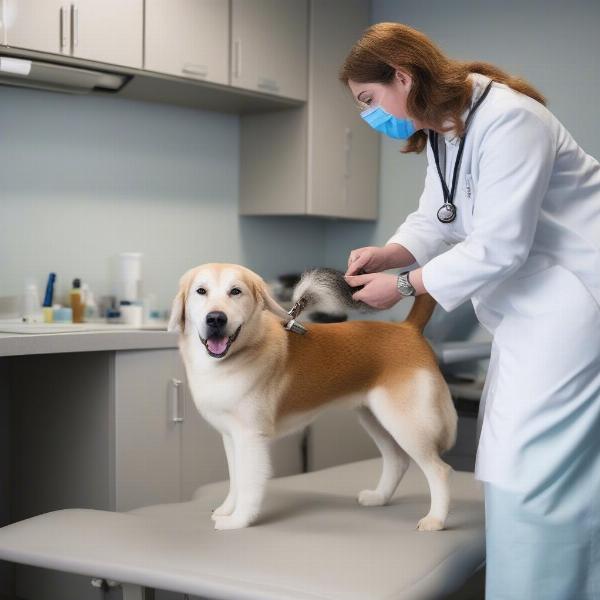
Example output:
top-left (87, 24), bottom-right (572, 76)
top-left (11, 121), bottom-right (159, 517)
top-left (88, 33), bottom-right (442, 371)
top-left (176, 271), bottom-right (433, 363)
top-left (3, 0), bottom-right (69, 54)
top-left (114, 349), bottom-right (184, 511)
top-left (71, 0), bottom-right (143, 68)
top-left (145, 0), bottom-right (229, 85)
top-left (307, 0), bottom-right (379, 219)
top-left (231, 0), bottom-right (308, 101)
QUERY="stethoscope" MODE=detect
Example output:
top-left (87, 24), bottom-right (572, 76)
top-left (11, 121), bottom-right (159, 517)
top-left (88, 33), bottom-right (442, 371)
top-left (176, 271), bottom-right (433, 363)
top-left (430, 80), bottom-right (494, 223)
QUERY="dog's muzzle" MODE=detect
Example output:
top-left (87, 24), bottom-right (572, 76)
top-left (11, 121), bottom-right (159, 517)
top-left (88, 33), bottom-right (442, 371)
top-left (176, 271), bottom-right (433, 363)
top-left (200, 324), bottom-right (242, 358)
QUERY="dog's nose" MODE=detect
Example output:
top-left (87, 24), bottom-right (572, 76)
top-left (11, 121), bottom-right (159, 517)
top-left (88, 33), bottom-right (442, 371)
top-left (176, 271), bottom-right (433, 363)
top-left (206, 311), bottom-right (228, 329)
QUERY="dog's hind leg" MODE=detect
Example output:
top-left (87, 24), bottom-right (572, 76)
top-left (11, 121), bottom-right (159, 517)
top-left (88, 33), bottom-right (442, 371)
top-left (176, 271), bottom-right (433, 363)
top-left (213, 429), bottom-right (272, 530)
top-left (211, 433), bottom-right (237, 519)
top-left (368, 380), bottom-right (453, 531)
top-left (355, 406), bottom-right (410, 507)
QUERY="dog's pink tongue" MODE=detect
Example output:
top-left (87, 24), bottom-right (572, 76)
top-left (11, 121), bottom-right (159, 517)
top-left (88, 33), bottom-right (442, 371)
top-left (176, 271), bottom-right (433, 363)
top-left (207, 337), bottom-right (228, 355)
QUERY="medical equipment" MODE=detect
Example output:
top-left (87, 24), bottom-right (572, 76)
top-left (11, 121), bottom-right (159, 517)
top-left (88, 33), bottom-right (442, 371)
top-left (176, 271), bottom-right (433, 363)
top-left (0, 457), bottom-right (485, 599)
top-left (431, 80), bottom-right (493, 223)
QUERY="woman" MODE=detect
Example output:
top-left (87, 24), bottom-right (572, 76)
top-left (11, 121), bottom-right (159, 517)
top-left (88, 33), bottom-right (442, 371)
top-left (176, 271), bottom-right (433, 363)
top-left (341, 22), bottom-right (600, 599)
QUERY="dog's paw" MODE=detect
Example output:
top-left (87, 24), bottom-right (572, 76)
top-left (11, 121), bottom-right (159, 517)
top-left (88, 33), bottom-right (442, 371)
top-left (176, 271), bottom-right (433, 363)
top-left (213, 514), bottom-right (252, 530)
top-left (357, 489), bottom-right (387, 506)
top-left (211, 500), bottom-right (236, 519)
top-left (416, 515), bottom-right (445, 531)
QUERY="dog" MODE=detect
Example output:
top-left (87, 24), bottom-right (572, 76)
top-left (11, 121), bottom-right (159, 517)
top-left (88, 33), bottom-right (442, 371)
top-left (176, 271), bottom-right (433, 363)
top-left (168, 263), bottom-right (457, 531)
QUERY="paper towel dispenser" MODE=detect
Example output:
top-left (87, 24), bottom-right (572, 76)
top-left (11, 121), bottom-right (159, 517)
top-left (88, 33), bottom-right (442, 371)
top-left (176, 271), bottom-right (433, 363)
top-left (0, 56), bottom-right (128, 94)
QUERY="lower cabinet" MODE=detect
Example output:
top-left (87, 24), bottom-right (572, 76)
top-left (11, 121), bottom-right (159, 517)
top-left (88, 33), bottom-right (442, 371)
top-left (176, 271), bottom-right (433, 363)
top-left (7, 348), bottom-right (304, 600)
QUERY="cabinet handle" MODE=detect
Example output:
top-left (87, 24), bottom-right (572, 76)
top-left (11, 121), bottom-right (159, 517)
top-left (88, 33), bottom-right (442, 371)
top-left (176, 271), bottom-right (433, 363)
top-left (182, 64), bottom-right (208, 78)
top-left (59, 6), bottom-right (69, 52)
top-left (70, 4), bottom-right (78, 50)
top-left (169, 378), bottom-right (184, 423)
top-left (257, 77), bottom-right (279, 93)
top-left (233, 39), bottom-right (241, 79)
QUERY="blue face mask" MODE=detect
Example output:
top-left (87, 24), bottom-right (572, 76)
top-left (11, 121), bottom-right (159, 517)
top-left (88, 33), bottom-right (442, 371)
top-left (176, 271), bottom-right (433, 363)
top-left (360, 105), bottom-right (416, 140)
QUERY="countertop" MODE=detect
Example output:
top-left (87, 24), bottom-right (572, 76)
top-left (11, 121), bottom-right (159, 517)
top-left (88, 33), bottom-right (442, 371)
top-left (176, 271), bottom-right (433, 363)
top-left (0, 328), bottom-right (179, 357)
top-left (0, 319), bottom-right (492, 365)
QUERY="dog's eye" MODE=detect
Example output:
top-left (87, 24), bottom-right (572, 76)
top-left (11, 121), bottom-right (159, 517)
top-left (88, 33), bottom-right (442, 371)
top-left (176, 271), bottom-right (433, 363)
top-left (230, 288), bottom-right (242, 296)
top-left (196, 287), bottom-right (207, 295)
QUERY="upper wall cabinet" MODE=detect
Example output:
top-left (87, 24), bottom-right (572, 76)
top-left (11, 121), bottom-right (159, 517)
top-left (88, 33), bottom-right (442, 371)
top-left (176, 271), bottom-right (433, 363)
top-left (239, 0), bottom-right (379, 220)
top-left (144, 0), bottom-right (229, 85)
top-left (2, 0), bottom-right (143, 68)
top-left (306, 0), bottom-right (379, 219)
top-left (68, 0), bottom-right (143, 68)
top-left (1, 0), bottom-right (68, 55)
top-left (231, 0), bottom-right (308, 101)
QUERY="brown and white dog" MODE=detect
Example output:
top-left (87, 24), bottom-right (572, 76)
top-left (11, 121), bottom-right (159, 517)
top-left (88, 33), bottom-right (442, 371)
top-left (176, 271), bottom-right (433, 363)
top-left (168, 263), bottom-right (457, 531)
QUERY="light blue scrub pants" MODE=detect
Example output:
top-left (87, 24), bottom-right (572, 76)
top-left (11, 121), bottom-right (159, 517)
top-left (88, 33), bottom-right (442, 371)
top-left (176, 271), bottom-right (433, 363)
top-left (484, 439), bottom-right (600, 600)
top-left (484, 481), bottom-right (600, 599)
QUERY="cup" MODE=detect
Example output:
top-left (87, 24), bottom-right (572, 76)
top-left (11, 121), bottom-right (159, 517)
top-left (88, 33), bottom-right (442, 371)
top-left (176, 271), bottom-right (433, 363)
top-left (120, 301), bottom-right (144, 327)
top-left (117, 252), bottom-right (143, 302)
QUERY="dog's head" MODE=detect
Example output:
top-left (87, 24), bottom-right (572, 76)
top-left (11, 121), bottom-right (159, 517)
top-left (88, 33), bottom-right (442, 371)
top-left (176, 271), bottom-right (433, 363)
top-left (167, 263), bottom-right (290, 359)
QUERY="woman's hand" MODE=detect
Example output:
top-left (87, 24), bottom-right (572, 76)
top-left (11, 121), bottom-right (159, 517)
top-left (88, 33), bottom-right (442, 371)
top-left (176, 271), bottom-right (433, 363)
top-left (346, 246), bottom-right (389, 276)
top-left (344, 272), bottom-right (404, 309)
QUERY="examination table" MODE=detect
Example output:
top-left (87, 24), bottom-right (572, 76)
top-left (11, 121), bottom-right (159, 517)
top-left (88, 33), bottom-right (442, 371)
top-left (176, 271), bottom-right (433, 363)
top-left (0, 457), bottom-right (485, 600)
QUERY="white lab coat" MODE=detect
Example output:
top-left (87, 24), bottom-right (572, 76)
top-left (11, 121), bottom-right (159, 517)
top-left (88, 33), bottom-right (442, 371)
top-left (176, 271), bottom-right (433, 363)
top-left (386, 72), bottom-right (600, 492)
top-left (387, 71), bottom-right (600, 599)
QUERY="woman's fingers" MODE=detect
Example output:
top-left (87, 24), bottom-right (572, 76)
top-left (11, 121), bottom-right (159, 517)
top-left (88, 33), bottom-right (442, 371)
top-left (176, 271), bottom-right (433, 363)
top-left (344, 273), bottom-right (373, 286)
top-left (346, 255), bottom-right (369, 276)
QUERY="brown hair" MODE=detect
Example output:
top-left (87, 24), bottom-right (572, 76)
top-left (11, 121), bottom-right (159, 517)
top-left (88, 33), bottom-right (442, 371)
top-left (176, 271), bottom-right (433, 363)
top-left (339, 22), bottom-right (546, 154)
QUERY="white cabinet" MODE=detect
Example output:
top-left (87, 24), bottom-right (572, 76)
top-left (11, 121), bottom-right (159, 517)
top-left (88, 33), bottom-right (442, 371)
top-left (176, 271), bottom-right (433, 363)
top-left (69, 0), bottom-right (143, 68)
top-left (2, 0), bottom-right (143, 68)
top-left (231, 0), bottom-right (308, 101)
top-left (145, 0), bottom-right (229, 85)
top-left (239, 0), bottom-right (379, 220)
top-left (2, 0), bottom-right (70, 54)
top-left (307, 0), bottom-right (379, 219)
top-left (114, 348), bottom-right (230, 510)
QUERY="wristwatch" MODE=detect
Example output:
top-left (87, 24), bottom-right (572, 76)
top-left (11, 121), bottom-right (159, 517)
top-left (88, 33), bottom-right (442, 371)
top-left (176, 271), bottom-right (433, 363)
top-left (396, 271), bottom-right (416, 297)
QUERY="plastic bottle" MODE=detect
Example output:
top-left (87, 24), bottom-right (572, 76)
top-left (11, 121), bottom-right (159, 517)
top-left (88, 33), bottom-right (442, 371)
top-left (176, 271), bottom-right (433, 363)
top-left (22, 277), bottom-right (43, 323)
top-left (81, 283), bottom-right (100, 322)
top-left (70, 278), bottom-right (85, 323)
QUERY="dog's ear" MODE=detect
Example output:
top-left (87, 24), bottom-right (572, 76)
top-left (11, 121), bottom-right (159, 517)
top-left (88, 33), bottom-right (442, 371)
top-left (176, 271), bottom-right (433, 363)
top-left (167, 289), bottom-right (185, 333)
top-left (252, 276), bottom-right (291, 321)
top-left (167, 269), bottom-right (195, 333)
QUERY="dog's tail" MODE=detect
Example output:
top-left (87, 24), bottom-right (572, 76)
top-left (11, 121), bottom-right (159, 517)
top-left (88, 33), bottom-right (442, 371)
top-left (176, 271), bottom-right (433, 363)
top-left (404, 294), bottom-right (438, 332)
top-left (291, 268), bottom-right (437, 331)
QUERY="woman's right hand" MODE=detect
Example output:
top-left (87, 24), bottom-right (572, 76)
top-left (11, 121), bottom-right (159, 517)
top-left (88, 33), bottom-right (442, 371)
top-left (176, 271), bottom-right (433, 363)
top-left (345, 246), bottom-right (389, 276)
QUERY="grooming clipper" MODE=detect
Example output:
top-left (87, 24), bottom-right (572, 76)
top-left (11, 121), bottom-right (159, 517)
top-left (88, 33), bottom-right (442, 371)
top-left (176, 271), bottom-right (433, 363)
top-left (285, 297), bottom-right (308, 335)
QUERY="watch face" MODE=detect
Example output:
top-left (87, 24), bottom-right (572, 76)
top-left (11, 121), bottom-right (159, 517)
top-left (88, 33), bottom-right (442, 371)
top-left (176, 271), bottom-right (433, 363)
top-left (397, 276), bottom-right (414, 295)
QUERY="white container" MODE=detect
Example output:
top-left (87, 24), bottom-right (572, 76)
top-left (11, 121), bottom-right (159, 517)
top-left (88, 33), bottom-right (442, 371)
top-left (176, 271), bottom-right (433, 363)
top-left (22, 278), bottom-right (43, 323)
top-left (120, 302), bottom-right (144, 327)
top-left (117, 252), bottom-right (143, 302)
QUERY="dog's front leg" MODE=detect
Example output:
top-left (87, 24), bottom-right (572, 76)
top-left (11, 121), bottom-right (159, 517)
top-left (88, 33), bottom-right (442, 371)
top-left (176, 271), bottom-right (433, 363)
top-left (211, 433), bottom-right (237, 519)
top-left (213, 430), bottom-right (272, 530)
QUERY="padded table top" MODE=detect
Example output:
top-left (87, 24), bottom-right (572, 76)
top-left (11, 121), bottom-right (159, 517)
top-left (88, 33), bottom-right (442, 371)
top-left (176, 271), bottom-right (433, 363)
top-left (0, 458), bottom-right (485, 600)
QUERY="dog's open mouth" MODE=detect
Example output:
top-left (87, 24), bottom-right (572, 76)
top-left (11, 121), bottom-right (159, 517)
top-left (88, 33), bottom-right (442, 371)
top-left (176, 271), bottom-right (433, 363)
top-left (200, 325), bottom-right (242, 358)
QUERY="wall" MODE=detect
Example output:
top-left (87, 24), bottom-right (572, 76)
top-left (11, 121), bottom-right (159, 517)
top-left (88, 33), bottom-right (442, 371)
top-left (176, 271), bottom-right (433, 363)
top-left (0, 87), bottom-right (328, 313)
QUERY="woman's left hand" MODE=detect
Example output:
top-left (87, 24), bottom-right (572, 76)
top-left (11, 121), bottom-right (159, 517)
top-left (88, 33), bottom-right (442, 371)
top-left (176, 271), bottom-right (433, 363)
top-left (344, 272), bottom-right (404, 309)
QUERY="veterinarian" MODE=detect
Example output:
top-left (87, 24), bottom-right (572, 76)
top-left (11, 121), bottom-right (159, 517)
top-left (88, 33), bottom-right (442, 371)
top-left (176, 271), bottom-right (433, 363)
top-left (340, 22), bottom-right (600, 599)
